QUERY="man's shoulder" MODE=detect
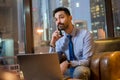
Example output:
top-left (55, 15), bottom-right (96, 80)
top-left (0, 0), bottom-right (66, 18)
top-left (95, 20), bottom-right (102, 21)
top-left (76, 28), bottom-right (90, 34)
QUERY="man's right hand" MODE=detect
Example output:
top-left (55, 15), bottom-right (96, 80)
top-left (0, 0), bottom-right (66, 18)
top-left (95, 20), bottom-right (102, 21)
top-left (50, 30), bottom-right (62, 47)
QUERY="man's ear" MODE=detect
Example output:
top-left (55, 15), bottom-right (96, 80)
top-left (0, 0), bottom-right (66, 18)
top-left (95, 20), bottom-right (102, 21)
top-left (69, 15), bottom-right (72, 20)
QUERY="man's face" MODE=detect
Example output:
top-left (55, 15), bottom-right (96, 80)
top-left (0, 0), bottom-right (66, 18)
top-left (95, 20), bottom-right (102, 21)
top-left (54, 11), bottom-right (71, 30)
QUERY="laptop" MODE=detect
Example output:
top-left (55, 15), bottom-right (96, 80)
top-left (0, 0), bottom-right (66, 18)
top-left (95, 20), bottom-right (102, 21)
top-left (17, 53), bottom-right (64, 80)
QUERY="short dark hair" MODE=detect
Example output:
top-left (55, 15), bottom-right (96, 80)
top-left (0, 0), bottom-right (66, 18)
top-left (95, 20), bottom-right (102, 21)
top-left (53, 7), bottom-right (71, 17)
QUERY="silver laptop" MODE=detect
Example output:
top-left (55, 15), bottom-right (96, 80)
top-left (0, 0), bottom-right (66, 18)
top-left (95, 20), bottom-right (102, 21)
top-left (17, 53), bottom-right (64, 80)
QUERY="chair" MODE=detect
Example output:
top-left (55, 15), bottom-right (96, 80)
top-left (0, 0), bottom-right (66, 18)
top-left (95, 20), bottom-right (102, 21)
top-left (90, 37), bottom-right (120, 80)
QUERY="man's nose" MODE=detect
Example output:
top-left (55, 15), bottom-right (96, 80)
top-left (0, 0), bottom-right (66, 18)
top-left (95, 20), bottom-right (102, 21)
top-left (57, 19), bottom-right (61, 25)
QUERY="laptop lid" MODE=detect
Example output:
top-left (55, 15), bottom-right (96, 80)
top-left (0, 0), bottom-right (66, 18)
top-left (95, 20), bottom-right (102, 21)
top-left (17, 53), bottom-right (64, 80)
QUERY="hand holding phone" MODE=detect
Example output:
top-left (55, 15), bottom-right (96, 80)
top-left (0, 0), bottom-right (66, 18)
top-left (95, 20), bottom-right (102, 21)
top-left (58, 28), bottom-right (63, 36)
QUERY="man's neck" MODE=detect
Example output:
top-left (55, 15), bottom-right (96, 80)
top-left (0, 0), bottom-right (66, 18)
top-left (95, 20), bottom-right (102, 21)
top-left (65, 24), bottom-right (74, 34)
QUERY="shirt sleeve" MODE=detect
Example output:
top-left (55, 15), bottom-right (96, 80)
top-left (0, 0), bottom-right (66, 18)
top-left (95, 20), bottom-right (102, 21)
top-left (49, 47), bottom-right (56, 53)
top-left (70, 59), bottom-right (89, 67)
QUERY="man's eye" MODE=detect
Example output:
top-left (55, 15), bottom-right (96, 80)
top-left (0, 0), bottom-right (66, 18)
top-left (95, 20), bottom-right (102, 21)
top-left (60, 16), bottom-right (64, 18)
top-left (54, 18), bottom-right (57, 21)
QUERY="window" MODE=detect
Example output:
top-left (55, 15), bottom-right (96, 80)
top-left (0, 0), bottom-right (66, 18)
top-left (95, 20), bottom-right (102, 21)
top-left (112, 0), bottom-right (120, 37)
top-left (0, 0), bottom-right (25, 64)
top-left (0, 0), bottom-right (116, 55)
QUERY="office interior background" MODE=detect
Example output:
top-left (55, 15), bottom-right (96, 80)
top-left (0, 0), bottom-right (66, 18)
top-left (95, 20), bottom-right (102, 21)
top-left (0, 0), bottom-right (120, 59)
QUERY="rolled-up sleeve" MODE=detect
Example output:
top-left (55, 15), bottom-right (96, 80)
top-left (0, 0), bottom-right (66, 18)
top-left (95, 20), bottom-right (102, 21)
top-left (49, 47), bottom-right (56, 53)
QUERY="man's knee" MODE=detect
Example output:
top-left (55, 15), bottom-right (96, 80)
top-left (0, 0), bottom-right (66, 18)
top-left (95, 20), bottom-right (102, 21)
top-left (73, 66), bottom-right (90, 79)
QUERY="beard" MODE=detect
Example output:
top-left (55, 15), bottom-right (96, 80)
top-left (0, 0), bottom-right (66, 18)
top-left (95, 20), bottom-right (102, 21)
top-left (58, 23), bottom-right (68, 30)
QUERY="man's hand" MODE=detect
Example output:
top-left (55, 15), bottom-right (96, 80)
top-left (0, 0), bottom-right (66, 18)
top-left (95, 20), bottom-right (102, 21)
top-left (70, 61), bottom-right (79, 67)
top-left (50, 30), bottom-right (62, 47)
top-left (60, 60), bottom-right (69, 74)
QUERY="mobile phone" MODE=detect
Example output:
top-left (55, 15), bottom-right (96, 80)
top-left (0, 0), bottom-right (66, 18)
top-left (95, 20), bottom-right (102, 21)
top-left (58, 28), bottom-right (63, 36)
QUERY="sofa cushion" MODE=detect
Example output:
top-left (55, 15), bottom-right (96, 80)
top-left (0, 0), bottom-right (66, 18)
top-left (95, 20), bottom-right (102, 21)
top-left (90, 52), bottom-right (111, 80)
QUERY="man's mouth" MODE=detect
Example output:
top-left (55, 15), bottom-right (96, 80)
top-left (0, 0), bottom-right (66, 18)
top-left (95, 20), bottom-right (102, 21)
top-left (58, 24), bottom-right (64, 27)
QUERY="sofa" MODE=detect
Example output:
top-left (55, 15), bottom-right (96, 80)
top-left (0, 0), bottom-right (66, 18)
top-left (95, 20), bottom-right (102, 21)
top-left (90, 37), bottom-right (120, 80)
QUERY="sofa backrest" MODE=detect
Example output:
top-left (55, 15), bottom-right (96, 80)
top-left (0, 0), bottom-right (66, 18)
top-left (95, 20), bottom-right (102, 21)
top-left (94, 37), bottom-right (120, 53)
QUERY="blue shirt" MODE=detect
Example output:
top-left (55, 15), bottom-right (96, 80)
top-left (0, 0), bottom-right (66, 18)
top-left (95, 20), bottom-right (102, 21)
top-left (49, 27), bottom-right (94, 67)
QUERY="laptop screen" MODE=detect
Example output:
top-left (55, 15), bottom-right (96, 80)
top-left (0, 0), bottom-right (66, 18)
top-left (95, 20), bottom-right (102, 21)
top-left (17, 53), bottom-right (64, 80)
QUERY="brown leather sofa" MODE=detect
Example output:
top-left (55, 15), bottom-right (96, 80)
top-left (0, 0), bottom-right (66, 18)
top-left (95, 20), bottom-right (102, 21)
top-left (90, 37), bottom-right (120, 80)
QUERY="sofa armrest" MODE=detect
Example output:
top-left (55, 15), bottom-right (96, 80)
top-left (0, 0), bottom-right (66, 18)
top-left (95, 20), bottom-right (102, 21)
top-left (100, 51), bottom-right (120, 80)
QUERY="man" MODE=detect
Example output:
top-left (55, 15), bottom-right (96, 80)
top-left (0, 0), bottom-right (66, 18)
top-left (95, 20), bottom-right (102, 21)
top-left (49, 7), bottom-right (94, 80)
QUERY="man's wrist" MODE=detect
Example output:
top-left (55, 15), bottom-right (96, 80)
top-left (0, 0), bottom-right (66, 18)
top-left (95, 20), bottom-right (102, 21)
top-left (50, 39), bottom-right (56, 48)
top-left (50, 44), bottom-right (55, 48)
top-left (49, 43), bottom-right (55, 48)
